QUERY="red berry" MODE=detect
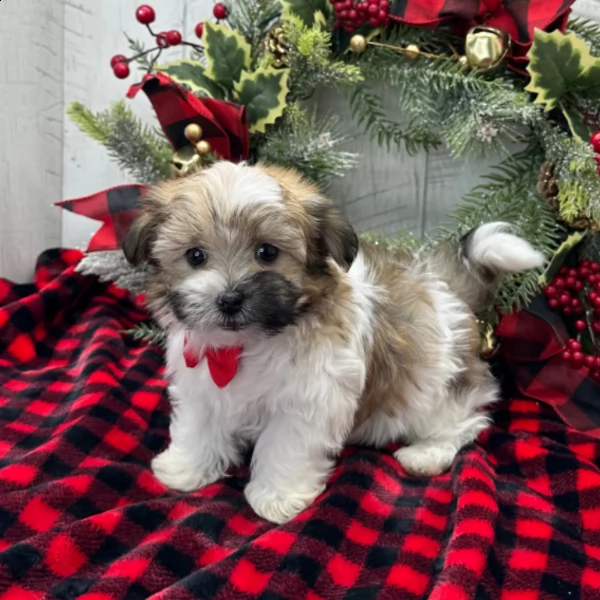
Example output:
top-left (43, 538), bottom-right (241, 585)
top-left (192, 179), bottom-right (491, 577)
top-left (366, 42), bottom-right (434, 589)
top-left (559, 266), bottom-right (569, 275)
top-left (559, 292), bottom-right (571, 305)
top-left (580, 267), bottom-right (590, 278)
top-left (563, 307), bottom-right (573, 316)
top-left (369, 16), bottom-right (379, 25)
top-left (575, 320), bottom-right (587, 331)
top-left (340, 9), bottom-right (349, 18)
top-left (554, 277), bottom-right (566, 288)
top-left (567, 339), bottom-right (582, 351)
top-left (582, 259), bottom-right (591, 267)
top-left (571, 351), bottom-right (585, 369)
top-left (544, 285), bottom-right (557, 297)
top-left (595, 356), bottom-right (600, 369)
top-left (591, 130), bottom-right (600, 153)
top-left (594, 321), bottom-right (600, 333)
top-left (344, 0), bottom-right (353, 7)
top-left (590, 274), bottom-right (598, 285)
top-left (592, 370), bottom-right (600, 382)
top-left (567, 268), bottom-right (578, 278)
top-left (585, 355), bottom-right (596, 368)
top-left (548, 298), bottom-right (560, 309)
top-left (368, 3), bottom-right (379, 13)
top-left (571, 298), bottom-right (581, 309)
top-left (113, 62), bottom-right (130, 79)
top-left (136, 5), bottom-right (156, 24)
top-left (344, 22), bottom-right (354, 31)
top-left (594, 296), bottom-right (600, 308)
top-left (574, 280), bottom-right (584, 291)
top-left (195, 22), bottom-right (204, 38)
top-left (380, 0), bottom-right (390, 8)
top-left (590, 292), bottom-right (598, 302)
top-left (592, 262), bottom-right (600, 273)
top-left (110, 54), bottom-right (127, 68)
top-left (348, 9), bottom-right (358, 20)
top-left (156, 32), bottom-right (169, 48)
top-left (213, 3), bottom-right (228, 20)
top-left (566, 276), bottom-right (577, 288)
top-left (562, 350), bottom-right (572, 362)
top-left (166, 30), bottom-right (182, 45)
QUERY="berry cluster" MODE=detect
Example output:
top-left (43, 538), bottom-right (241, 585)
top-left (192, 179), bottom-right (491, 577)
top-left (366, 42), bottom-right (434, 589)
top-left (110, 4), bottom-right (228, 80)
top-left (591, 131), bottom-right (600, 174)
top-left (331, 0), bottom-right (391, 32)
top-left (544, 259), bottom-right (600, 382)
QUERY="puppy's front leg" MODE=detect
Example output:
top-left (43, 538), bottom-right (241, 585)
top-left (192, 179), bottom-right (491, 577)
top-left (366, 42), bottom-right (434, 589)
top-left (244, 415), bottom-right (341, 524)
top-left (152, 386), bottom-right (239, 492)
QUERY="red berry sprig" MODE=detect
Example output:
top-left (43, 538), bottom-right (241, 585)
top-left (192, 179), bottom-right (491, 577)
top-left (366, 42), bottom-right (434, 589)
top-left (213, 3), bottom-right (229, 21)
top-left (544, 258), bottom-right (600, 382)
top-left (591, 131), bottom-right (600, 175)
top-left (331, 0), bottom-right (390, 33)
top-left (110, 5), bottom-right (206, 79)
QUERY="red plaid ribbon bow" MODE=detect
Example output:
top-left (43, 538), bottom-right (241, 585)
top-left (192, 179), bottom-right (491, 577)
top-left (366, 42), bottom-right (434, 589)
top-left (390, 0), bottom-right (574, 66)
top-left (58, 74), bottom-right (250, 253)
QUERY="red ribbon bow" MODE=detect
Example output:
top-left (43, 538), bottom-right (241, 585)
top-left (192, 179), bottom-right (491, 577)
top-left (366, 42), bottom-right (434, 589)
top-left (57, 73), bottom-right (250, 253)
top-left (390, 0), bottom-right (574, 69)
top-left (183, 337), bottom-right (242, 389)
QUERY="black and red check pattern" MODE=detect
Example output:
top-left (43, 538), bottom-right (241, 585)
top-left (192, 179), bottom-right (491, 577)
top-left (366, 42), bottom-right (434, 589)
top-left (390, 0), bottom-right (573, 67)
top-left (1, 250), bottom-right (600, 600)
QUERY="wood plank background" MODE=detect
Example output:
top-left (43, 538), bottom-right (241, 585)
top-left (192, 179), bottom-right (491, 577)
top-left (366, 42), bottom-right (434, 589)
top-left (1, 0), bottom-right (599, 281)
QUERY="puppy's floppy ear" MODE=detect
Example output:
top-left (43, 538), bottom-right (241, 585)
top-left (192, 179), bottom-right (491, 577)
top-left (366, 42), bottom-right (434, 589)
top-left (309, 202), bottom-right (359, 272)
top-left (123, 214), bottom-right (156, 266)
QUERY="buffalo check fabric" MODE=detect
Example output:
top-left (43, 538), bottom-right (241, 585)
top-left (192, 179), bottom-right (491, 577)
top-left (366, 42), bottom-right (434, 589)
top-left (1, 250), bottom-right (600, 600)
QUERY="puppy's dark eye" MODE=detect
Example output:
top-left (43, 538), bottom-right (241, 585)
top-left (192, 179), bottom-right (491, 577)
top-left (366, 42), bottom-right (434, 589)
top-left (256, 244), bottom-right (279, 263)
top-left (185, 248), bottom-right (207, 267)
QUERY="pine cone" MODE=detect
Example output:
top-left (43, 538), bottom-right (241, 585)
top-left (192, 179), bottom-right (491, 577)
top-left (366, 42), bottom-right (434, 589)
top-left (536, 162), bottom-right (559, 212)
top-left (264, 26), bottom-right (290, 69)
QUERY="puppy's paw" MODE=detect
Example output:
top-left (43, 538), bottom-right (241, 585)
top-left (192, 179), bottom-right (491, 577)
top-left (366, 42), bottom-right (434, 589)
top-left (152, 446), bottom-right (222, 492)
top-left (244, 480), bottom-right (317, 524)
top-left (394, 443), bottom-right (457, 477)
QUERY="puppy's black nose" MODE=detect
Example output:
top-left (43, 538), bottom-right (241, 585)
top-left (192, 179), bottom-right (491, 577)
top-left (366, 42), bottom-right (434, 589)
top-left (217, 291), bottom-right (245, 315)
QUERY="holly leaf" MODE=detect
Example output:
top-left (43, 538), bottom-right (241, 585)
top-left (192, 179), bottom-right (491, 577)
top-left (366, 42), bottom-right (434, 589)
top-left (538, 231), bottom-right (586, 287)
top-left (525, 29), bottom-right (600, 112)
top-left (156, 60), bottom-right (226, 99)
top-left (280, 0), bottom-right (330, 26)
top-left (559, 101), bottom-right (591, 142)
top-left (204, 21), bottom-right (251, 91)
top-left (234, 67), bottom-right (290, 133)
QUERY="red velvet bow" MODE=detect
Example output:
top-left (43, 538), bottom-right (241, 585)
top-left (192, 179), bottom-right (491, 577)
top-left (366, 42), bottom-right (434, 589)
top-left (183, 337), bottom-right (242, 389)
top-left (58, 74), bottom-right (250, 253)
top-left (127, 73), bottom-right (249, 161)
top-left (390, 0), bottom-right (574, 68)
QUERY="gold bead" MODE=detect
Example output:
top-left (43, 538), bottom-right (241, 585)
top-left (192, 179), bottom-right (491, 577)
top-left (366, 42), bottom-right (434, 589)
top-left (465, 25), bottom-right (511, 69)
top-left (196, 140), bottom-right (212, 156)
top-left (349, 34), bottom-right (367, 54)
top-left (404, 44), bottom-right (420, 59)
top-left (184, 123), bottom-right (203, 144)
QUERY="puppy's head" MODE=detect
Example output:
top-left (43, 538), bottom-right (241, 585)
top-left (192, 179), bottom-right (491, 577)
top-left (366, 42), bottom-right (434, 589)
top-left (124, 162), bottom-right (358, 336)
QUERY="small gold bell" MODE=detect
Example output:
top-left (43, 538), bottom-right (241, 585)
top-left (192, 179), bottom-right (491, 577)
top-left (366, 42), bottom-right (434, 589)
top-left (465, 26), bottom-right (511, 69)
top-left (404, 44), bottom-right (420, 59)
top-left (349, 34), bottom-right (367, 54)
top-left (170, 145), bottom-right (202, 178)
top-left (184, 123), bottom-right (203, 144)
top-left (196, 140), bottom-right (212, 156)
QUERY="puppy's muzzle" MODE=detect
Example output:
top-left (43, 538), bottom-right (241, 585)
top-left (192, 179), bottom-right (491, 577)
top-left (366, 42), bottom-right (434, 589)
top-left (217, 290), bottom-right (245, 316)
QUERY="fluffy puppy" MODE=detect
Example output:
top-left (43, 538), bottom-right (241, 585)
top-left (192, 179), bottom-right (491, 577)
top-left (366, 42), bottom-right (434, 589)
top-left (123, 161), bottom-right (544, 523)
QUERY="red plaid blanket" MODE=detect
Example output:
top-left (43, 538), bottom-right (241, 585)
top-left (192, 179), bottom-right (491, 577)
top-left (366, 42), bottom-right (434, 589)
top-left (1, 250), bottom-right (600, 600)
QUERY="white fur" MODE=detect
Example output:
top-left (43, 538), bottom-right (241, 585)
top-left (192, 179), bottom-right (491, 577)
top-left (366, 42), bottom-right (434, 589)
top-left (467, 222), bottom-right (545, 273)
top-left (154, 252), bottom-right (377, 523)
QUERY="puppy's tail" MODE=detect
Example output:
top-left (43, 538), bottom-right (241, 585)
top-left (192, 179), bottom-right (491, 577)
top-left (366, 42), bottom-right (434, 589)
top-left (430, 222), bottom-right (545, 314)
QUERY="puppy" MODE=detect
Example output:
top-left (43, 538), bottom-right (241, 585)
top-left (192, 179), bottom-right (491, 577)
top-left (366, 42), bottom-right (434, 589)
top-left (123, 161), bottom-right (544, 523)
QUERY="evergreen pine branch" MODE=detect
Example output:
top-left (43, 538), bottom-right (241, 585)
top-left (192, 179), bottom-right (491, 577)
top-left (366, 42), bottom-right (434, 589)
top-left (123, 322), bottom-right (166, 347)
top-left (349, 83), bottom-right (440, 154)
top-left (126, 34), bottom-right (155, 71)
top-left (68, 100), bottom-right (173, 184)
top-left (568, 17), bottom-right (600, 57)
top-left (228, 0), bottom-right (281, 60)
top-left (258, 105), bottom-right (358, 188)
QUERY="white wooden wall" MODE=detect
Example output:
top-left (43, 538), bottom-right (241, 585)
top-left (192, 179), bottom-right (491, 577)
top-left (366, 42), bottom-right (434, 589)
top-left (1, 0), bottom-right (599, 281)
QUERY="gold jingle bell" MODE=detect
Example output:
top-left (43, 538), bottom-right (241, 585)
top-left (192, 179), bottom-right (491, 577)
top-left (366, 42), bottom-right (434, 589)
top-left (465, 25), bottom-right (511, 69)
top-left (349, 34), bottom-right (367, 54)
top-left (170, 145), bottom-right (202, 178)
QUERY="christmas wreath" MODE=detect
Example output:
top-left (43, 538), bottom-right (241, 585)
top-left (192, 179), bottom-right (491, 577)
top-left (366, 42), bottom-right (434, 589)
top-left (62, 0), bottom-right (600, 345)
